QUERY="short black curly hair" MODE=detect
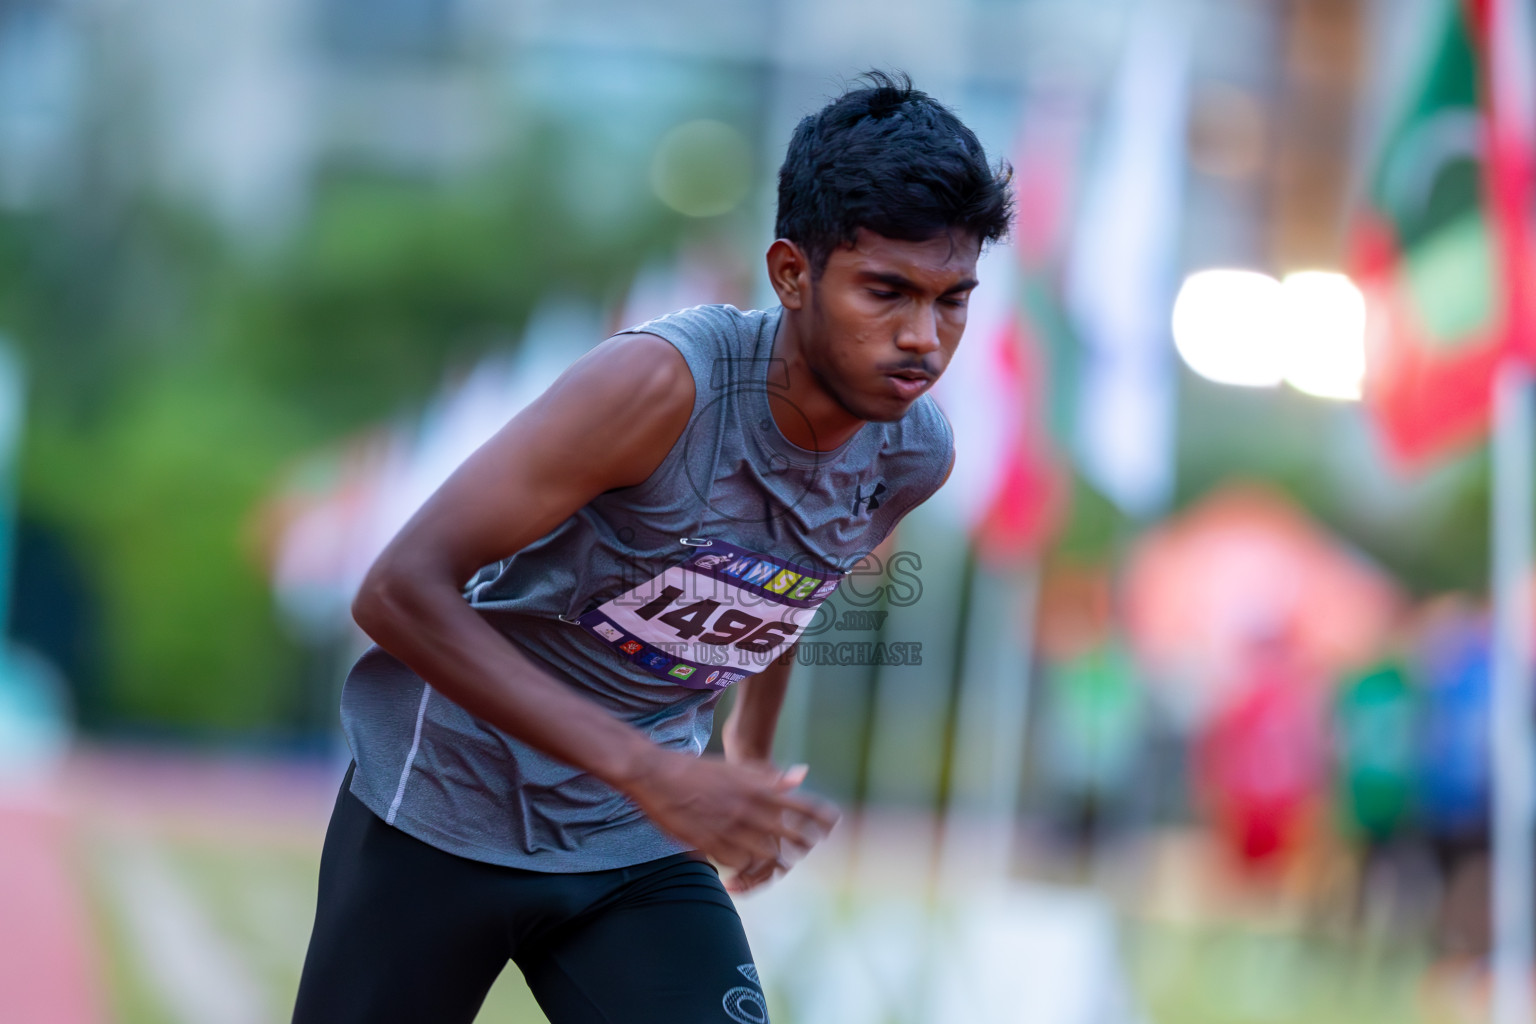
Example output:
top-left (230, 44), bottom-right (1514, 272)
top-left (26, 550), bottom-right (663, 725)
top-left (775, 70), bottom-right (1014, 276)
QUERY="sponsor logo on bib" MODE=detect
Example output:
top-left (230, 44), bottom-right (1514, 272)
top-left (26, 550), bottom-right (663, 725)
top-left (788, 576), bottom-right (821, 600)
top-left (765, 570), bottom-right (801, 594)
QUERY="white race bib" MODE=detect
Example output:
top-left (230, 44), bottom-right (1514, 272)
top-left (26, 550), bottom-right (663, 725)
top-left (575, 539), bottom-right (844, 689)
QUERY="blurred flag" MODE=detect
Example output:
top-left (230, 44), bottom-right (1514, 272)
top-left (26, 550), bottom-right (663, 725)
top-left (932, 240), bottom-right (1063, 567)
top-left (1062, 0), bottom-right (1191, 519)
top-left (268, 299), bottom-right (603, 636)
top-left (1350, 0), bottom-right (1536, 465)
top-left (972, 311), bottom-right (1063, 566)
top-left (930, 89), bottom-right (1087, 565)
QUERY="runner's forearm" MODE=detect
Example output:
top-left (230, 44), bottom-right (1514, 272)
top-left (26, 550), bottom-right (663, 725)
top-left (353, 566), bottom-right (667, 791)
top-left (722, 655), bottom-right (793, 764)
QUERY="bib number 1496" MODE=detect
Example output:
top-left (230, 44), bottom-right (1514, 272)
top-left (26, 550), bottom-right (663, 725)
top-left (633, 586), bottom-right (797, 653)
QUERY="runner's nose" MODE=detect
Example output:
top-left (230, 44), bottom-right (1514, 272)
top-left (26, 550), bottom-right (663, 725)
top-left (896, 302), bottom-right (941, 356)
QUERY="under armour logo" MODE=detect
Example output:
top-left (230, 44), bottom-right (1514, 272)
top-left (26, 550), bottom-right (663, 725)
top-left (851, 481), bottom-right (886, 516)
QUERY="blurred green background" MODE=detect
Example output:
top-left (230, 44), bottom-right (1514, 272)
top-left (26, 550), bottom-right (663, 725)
top-left (0, 0), bottom-right (1526, 1022)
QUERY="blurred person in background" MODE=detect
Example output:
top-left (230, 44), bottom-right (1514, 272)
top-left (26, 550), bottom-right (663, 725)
top-left (1333, 657), bottom-right (1434, 936)
top-left (1031, 564), bottom-right (1149, 874)
top-left (291, 71), bottom-right (1014, 1024)
top-left (1035, 639), bottom-right (1147, 867)
top-left (1412, 600), bottom-right (1494, 965)
top-left (1195, 621), bottom-right (1328, 883)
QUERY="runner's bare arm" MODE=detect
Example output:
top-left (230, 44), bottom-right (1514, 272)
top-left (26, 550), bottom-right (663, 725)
top-left (721, 655), bottom-right (793, 766)
top-left (352, 332), bottom-right (835, 870)
top-left (719, 652), bottom-right (833, 894)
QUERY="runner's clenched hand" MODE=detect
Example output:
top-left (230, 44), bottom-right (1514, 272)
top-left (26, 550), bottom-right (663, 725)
top-left (626, 753), bottom-right (838, 880)
top-left (719, 764), bottom-right (836, 894)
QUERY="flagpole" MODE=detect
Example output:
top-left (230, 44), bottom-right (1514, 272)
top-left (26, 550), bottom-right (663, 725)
top-left (1488, 0), bottom-right (1536, 1018)
top-left (1491, 362), bottom-right (1534, 1024)
top-left (933, 556), bottom-right (1041, 893)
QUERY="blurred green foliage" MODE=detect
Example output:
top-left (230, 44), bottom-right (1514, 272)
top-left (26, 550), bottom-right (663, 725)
top-left (1, 124), bottom-right (684, 736)
top-left (1173, 364), bottom-right (1493, 598)
top-left (0, 71), bottom-right (1503, 739)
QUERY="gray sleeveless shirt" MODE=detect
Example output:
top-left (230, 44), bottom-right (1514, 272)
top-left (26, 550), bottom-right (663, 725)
top-left (339, 303), bottom-right (953, 870)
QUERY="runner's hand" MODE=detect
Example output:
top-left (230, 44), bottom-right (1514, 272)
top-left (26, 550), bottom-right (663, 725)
top-left (720, 764), bottom-right (833, 894)
top-left (626, 754), bottom-right (838, 882)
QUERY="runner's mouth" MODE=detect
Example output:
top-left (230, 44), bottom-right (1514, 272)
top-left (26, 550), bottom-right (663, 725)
top-left (885, 373), bottom-right (931, 400)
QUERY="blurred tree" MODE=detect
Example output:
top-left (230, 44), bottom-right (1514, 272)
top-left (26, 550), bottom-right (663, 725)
top-left (223, 125), bottom-right (683, 432)
top-left (0, 120), bottom-right (687, 736)
top-left (1174, 364), bottom-right (1493, 597)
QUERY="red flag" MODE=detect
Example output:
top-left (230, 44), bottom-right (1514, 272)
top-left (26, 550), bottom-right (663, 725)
top-left (971, 311), bottom-right (1063, 566)
top-left (1353, 0), bottom-right (1536, 466)
top-left (931, 240), bottom-right (1064, 567)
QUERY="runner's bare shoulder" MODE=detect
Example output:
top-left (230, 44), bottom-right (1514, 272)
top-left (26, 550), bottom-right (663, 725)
top-left (529, 331), bottom-right (694, 490)
top-left (365, 332), bottom-right (695, 584)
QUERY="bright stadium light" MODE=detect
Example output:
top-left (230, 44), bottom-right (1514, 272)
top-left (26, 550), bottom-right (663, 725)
top-left (1278, 271), bottom-right (1367, 401)
top-left (1171, 269), bottom-right (1286, 387)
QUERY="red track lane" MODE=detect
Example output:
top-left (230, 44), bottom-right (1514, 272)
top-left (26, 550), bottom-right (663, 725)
top-left (0, 796), bottom-right (106, 1024)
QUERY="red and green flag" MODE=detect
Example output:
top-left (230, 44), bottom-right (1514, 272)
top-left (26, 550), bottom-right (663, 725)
top-left (1351, 0), bottom-right (1536, 466)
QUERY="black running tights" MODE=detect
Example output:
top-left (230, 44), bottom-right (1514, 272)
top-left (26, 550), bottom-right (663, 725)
top-left (291, 765), bottom-right (770, 1024)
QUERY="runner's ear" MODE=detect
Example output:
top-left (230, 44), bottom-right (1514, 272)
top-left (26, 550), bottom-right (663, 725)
top-left (766, 239), bottom-right (810, 311)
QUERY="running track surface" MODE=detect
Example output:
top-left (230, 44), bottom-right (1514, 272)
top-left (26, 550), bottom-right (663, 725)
top-left (0, 748), bottom-right (338, 1024)
top-left (0, 793), bottom-right (106, 1024)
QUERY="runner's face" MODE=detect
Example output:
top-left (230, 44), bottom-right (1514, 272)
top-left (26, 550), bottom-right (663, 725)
top-left (802, 228), bottom-right (981, 423)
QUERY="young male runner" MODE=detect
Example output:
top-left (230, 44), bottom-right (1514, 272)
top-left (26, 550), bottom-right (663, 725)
top-left (292, 71), bottom-right (1013, 1024)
